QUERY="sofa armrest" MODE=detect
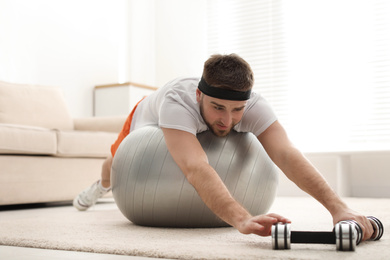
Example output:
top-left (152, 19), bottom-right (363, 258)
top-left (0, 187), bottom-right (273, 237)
top-left (73, 116), bottom-right (126, 133)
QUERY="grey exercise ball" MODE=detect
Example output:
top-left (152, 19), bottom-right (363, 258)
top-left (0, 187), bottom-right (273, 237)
top-left (111, 126), bottom-right (279, 228)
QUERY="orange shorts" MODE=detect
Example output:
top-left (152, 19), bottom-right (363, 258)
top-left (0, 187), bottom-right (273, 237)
top-left (110, 98), bottom-right (145, 157)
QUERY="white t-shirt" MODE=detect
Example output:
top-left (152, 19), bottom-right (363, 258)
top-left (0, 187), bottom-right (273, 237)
top-left (130, 77), bottom-right (277, 137)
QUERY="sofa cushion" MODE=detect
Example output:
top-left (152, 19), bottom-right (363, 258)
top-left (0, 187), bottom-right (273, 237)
top-left (56, 130), bottom-right (117, 158)
top-left (0, 124), bottom-right (57, 155)
top-left (0, 81), bottom-right (73, 131)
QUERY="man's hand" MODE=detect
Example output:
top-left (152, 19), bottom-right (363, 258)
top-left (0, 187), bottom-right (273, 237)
top-left (332, 208), bottom-right (374, 241)
top-left (237, 213), bottom-right (291, 237)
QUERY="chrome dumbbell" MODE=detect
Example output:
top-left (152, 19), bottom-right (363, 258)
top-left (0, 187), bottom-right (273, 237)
top-left (271, 216), bottom-right (383, 251)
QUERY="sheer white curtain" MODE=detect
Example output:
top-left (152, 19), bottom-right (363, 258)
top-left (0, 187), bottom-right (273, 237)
top-left (206, 0), bottom-right (390, 152)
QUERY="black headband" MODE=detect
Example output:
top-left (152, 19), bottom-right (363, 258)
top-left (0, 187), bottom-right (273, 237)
top-left (198, 77), bottom-right (252, 101)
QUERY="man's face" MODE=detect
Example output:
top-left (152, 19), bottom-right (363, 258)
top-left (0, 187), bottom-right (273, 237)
top-left (196, 89), bottom-right (247, 137)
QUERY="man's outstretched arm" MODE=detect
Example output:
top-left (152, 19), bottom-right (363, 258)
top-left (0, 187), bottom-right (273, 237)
top-left (257, 120), bottom-right (374, 240)
top-left (162, 127), bottom-right (289, 236)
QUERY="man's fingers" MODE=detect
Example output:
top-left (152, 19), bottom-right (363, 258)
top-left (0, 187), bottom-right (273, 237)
top-left (251, 215), bottom-right (277, 225)
top-left (239, 213), bottom-right (291, 237)
top-left (266, 213), bottom-right (291, 223)
top-left (360, 218), bottom-right (374, 241)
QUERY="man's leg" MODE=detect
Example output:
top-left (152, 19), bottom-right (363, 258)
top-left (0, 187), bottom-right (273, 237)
top-left (100, 155), bottom-right (113, 188)
top-left (73, 97), bottom-right (144, 211)
top-left (73, 156), bottom-right (113, 211)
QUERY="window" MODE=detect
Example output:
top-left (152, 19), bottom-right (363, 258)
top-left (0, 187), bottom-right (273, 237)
top-left (206, 0), bottom-right (390, 152)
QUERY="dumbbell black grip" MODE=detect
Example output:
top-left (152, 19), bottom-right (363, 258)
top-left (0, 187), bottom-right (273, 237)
top-left (291, 231), bottom-right (336, 244)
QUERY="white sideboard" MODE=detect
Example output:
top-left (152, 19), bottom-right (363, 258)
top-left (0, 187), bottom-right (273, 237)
top-left (94, 82), bottom-right (157, 117)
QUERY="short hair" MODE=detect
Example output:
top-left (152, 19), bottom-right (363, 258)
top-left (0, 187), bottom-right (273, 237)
top-left (202, 54), bottom-right (254, 92)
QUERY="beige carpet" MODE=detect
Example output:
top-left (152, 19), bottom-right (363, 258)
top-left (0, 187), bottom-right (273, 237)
top-left (0, 197), bottom-right (388, 259)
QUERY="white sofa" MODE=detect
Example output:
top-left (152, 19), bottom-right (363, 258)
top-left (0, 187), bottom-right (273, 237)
top-left (0, 81), bottom-right (126, 205)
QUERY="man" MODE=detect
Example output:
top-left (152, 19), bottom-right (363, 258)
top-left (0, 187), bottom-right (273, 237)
top-left (74, 54), bottom-right (374, 239)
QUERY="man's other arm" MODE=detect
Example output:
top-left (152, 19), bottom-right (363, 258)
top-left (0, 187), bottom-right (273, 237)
top-left (257, 120), bottom-right (373, 240)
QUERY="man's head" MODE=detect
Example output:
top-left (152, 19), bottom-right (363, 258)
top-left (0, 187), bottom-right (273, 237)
top-left (197, 54), bottom-right (254, 137)
top-left (202, 53), bottom-right (254, 92)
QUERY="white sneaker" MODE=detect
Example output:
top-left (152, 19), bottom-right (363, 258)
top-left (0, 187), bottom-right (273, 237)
top-left (73, 181), bottom-right (110, 211)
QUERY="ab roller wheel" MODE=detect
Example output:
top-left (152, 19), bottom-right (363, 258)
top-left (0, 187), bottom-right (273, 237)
top-left (272, 216), bottom-right (383, 251)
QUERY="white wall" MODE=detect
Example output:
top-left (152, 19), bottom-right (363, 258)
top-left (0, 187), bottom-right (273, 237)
top-left (0, 0), bottom-right (207, 117)
top-left (154, 0), bottom-right (207, 86)
top-left (126, 0), bottom-right (208, 87)
top-left (125, 0), bottom-right (156, 86)
top-left (0, 0), bottom-right (127, 117)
